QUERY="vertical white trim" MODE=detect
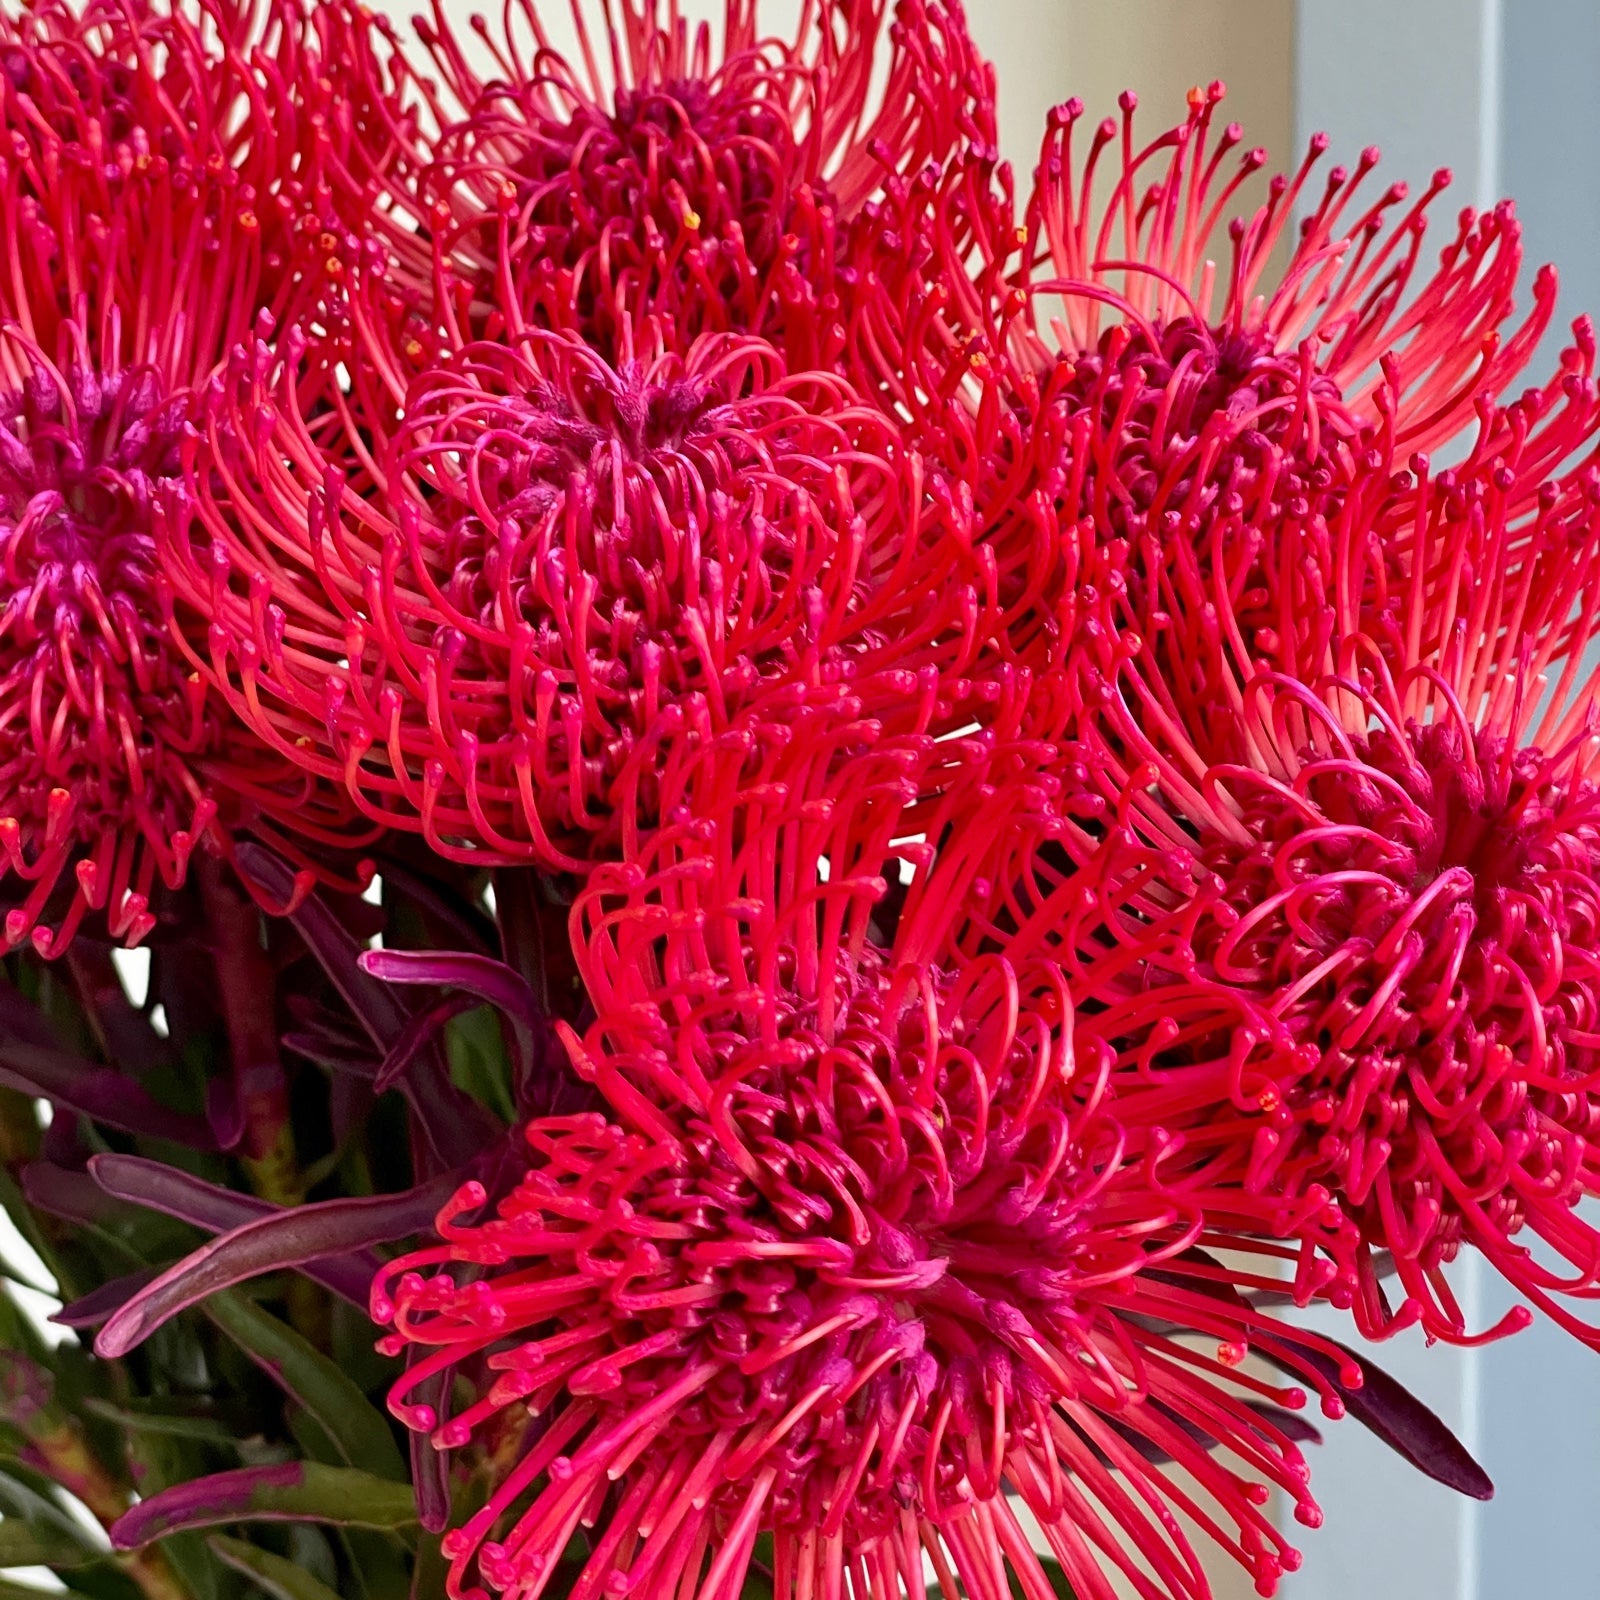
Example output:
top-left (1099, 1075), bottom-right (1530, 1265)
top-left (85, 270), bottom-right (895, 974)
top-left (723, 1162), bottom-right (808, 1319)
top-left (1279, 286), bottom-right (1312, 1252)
top-left (1457, 1257), bottom-right (1484, 1600)
top-left (1477, 0), bottom-right (1504, 210)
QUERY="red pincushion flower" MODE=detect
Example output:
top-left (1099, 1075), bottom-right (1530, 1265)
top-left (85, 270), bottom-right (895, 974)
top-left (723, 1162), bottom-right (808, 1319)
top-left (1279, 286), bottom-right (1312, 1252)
top-left (989, 313), bottom-right (1600, 1349)
top-left (840, 84), bottom-right (1558, 684)
top-left (171, 324), bottom-right (999, 869)
top-left (0, 0), bottom-right (384, 953)
top-left (357, 0), bottom-right (998, 370)
top-left (373, 731), bottom-right (1343, 1600)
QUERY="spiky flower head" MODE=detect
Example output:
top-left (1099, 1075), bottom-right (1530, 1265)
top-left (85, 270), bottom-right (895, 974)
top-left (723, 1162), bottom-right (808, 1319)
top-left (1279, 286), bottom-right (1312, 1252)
top-left (841, 84), bottom-right (1557, 688)
top-left (993, 297), bottom-right (1600, 1349)
top-left (372, 722), bottom-right (1355, 1600)
top-left (0, 0), bottom-right (384, 953)
top-left (172, 321), bottom-right (999, 870)
top-left (356, 0), bottom-right (998, 372)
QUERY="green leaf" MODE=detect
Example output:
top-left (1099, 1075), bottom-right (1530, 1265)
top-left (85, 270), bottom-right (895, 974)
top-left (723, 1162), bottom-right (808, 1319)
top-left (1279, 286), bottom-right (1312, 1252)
top-left (208, 1534), bottom-right (346, 1600)
top-left (81, 1396), bottom-right (247, 1448)
top-left (122, 1429), bottom-right (223, 1600)
top-left (0, 1519), bottom-right (99, 1569)
top-left (339, 1529), bottom-right (413, 1600)
top-left (203, 1293), bottom-right (405, 1481)
top-left (0, 1465), bottom-right (106, 1554)
top-left (1006, 1555), bottom-right (1076, 1600)
top-left (0, 1582), bottom-right (110, 1600)
top-left (445, 1005), bottom-right (516, 1123)
top-left (113, 1463), bottom-right (420, 1545)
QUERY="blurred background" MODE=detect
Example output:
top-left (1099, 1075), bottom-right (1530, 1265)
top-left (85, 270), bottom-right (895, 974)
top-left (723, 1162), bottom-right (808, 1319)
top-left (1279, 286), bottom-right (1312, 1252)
top-left (964, 5), bottom-right (1600, 1599)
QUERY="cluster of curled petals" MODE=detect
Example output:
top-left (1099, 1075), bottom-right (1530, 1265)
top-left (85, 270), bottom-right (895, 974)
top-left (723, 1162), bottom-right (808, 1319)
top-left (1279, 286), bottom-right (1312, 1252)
top-left (969, 298), bottom-right (1600, 1348)
top-left (363, 0), bottom-right (999, 370)
top-left (374, 739), bottom-right (1351, 1600)
top-left (1014, 86), bottom-right (1548, 443)
top-left (0, 341), bottom-right (214, 951)
top-left (837, 82), bottom-right (1562, 687)
top-left (173, 322), bottom-right (1008, 869)
top-left (0, 0), bottom-right (384, 953)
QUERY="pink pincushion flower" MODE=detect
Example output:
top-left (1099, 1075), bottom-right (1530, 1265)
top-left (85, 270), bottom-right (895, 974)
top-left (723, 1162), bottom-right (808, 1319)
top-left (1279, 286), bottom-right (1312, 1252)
top-left (370, 723), bottom-right (1363, 1600)
top-left (0, 0), bottom-right (380, 953)
top-left (987, 309), bottom-right (1600, 1349)
top-left (172, 323), bottom-right (999, 869)
top-left (841, 85), bottom-right (1558, 685)
top-left (360, 0), bottom-right (998, 369)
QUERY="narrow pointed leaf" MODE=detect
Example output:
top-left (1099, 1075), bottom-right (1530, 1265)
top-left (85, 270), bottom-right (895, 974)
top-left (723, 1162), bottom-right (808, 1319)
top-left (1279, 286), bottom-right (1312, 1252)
top-left (88, 1155), bottom-right (387, 1308)
top-left (82, 1396), bottom-right (246, 1447)
top-left (0, 1519), bottom-right (99, 1568)
top-left (361, 949), bottom-right (545, 1073)
top-left (0, 1583), bottom-right (107, 1600)
top-left (204, 1292), bottom-right (405, 1480)
top-left (0, 1466), bottom-right (108, 1553)
top-left (209, 1533), bottom-right (348, 1600)
top-left (235, 846), bottom-right (410, 1049)
top-left (0, 1040), bottom-right (211, 1147)
top-left (23, 1162), bottom-right (138, 1229)
top-left (55, 1268), bottom-right (166, 1329)
top-left (95, 1184), bottom-right (450, 1357)
top-left (111, 1463), bottom-right (419, 1547)
top-left (1267, 1333), bottom-right (1493, 1499)
top-left (237, 845), bottom-right (504, 1165)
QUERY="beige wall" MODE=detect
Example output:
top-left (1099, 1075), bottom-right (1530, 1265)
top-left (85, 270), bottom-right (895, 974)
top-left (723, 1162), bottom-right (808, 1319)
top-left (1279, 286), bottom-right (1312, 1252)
top-left (970, 1), bottom-right (1295, 201)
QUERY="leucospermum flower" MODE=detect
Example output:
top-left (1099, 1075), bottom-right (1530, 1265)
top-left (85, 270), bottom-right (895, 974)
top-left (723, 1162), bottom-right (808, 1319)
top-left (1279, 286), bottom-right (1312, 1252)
top-left (1004, 315), bottom-right (1600, 1350)
top-left (173, 323), bottom-right (1002, 869)
top-left (0, 0), bottom-right (379, 953)
top-left (370, 722), bottom-right (1367, 1600)
top-left (841, 84), bottom-right (1557, 687)
top-left (352, 0), bottom-right (999, 370)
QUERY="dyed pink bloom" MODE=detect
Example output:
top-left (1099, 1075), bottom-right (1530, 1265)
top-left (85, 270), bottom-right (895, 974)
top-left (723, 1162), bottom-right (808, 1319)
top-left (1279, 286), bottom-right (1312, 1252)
top-left (0, 0), bottom-right (378, 953)
top-left (373, 727), bottom-right (1353, 1600)
top-left (353, 0), bottom-right (997, 369)
top-left (173, 325), bottom-right (997, 869)
top-left (993, 306), bottom-right (1600, 1348)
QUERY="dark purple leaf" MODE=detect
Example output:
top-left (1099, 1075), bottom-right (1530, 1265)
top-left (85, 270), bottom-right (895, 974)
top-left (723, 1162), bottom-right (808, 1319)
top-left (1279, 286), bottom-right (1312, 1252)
top-left (95, 1180), bottom-right (453, 1357)
top-left (237, 843), bottom-right (502, 1167)
top-left (281, 1027), bottom-right (381, 1077)
top-left (0, 981), bottom-right (63, 1050)
top-left (361, 948), bottom-right (547, 1086)
top-left (89, 1155), bottom-right (394, 1309)
top-left (54, 1268), bottom-right (166, 1329)
top-left (1143, 1247), bottom-right (1487, 1497)
top-left (0, 1039), bottom-right (213, 1147)
top-left (65, 944), bottom-right (167, 1074)
top-left (235, 844), bottom-right (409, 1049)
top-left (1098, 1397), bottom-right (1323, 1469)
top-left (23, 1162), bottom-right (134, 1229)
top-left (1265, 1333), bottom-right (1493, 1500)
top-left (375, 858), bottom-right (496, 953)
top-left (405, 1358), bottom-right (451, 1535)
top-left (206, 1079), bottom-right (246, 1152)
top-left (373, 994), bottom-right (478, 1094)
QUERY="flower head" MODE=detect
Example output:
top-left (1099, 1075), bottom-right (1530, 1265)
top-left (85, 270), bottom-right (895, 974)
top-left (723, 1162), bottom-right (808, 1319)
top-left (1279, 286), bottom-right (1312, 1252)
top-left (842, 85), bottom-right (1559, 685)
top-left (0, 0), bottom-right (376, 952)
top-left (174, 324), bottom-right (997, 869)
top-left (997, 312), bottom-right (1600, 1348)
top-left (373, 728), bottom-right (1346, 1600)
top-left (367, 0), bottom-right (997, 369)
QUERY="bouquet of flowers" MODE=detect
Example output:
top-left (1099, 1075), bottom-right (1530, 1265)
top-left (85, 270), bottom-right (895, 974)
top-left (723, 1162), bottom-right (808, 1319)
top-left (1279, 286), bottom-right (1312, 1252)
top-left (0, 3), bottom-right (1590, 1598)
